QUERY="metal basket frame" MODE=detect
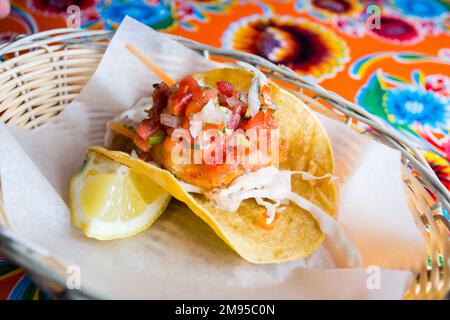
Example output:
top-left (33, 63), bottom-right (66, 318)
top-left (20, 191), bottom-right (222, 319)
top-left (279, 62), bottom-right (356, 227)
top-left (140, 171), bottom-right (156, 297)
top-left (0, 28), bottom-right (448, 300)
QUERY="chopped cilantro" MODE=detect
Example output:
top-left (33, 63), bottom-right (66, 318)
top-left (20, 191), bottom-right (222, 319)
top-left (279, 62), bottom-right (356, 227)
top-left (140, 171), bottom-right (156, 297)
top-left (123, 124), bottom-right (135, 131)
top-left (259, 106), bottom-right (268, 114)
top-left (148, 134), bottom-right (165, 145)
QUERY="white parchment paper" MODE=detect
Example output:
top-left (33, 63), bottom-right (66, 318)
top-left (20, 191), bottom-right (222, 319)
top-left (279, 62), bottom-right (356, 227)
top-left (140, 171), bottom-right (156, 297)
top-left (0, 17), bottom-right (424, 299)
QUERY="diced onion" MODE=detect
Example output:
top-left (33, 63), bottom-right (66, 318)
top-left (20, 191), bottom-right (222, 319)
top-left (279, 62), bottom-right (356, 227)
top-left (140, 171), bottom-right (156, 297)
top-left (180, 181), bottom-right (202, 193)
top-left (225, 96), bottom-right (241, 108)
top-left (239, 92), bottom-right (248, 104)
top-left (236, 62), bottom-right (271, 118)
top-left (160, 113), bottom-right (182, 128)
top-left (130, 150), bottom-right (139, 158)
top-left (217, 106), bottom-right (232, 122)
top-left (191, 100), bottom-right (231, 125)
top-left (247, 76), bottom-right (261, 118)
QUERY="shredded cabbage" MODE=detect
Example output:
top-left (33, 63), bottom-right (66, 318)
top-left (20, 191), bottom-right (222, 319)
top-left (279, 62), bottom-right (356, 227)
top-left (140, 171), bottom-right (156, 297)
top-left (247, 76), bottom-right (261, 118)
top-left (236, 61), bottom-right (269, 118)
top-left (236, 61), bottom-right (268, 84)
top-left (179, 166), bottom-right (361, 267)
top-left (179, 181), bottom-right (202, 193)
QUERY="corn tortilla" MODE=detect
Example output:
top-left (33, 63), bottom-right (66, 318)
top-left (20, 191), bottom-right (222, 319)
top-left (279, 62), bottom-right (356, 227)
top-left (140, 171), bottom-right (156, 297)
top-left (90, 68), bottom-right (336, 263)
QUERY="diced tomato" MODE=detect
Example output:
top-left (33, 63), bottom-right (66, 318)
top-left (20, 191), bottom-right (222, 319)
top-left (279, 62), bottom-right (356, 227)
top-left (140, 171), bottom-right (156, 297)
top-left (181, 117), bottom-right (190, 129)
top-left (216, 81), bottom-right (234, 97)
top-left (136, 116), bottom-right (161, 140)
top-left (242, 110), bottom-right (279, 170)
top-left (152, 82), bottom-right (172, 111)
top-left (232, 100), bottom-right (247, 116)
top-left (257, 211), bottom-right (280, 231)
top-left (139, 152), bottom-right (153, 162)
top-left (133, 135), bottom-right (150, 152)
top-left (167, 85), bottom-right (192, 116)
top-left (260, 84), bottom-right (272, 106)
top-left (179, 75), bottom-right (204, 103)
top-left (166, 128), bottom-right (174, 136)
top-left (239, 105), bottom-right (248, 117)
top-left (265, 110), bottom-right (278, 129)
top-left (237, 119), bottom-right (248, 130)
top-left (219, 92), bottom-right (247, 115)
top-left (185, 101), bottom-right (203, 118)
top-left (218, 92), bottom-right (227, 107)
top-left (245, 109), bottom-right (277, 131)
top-left (245, 110), bottom-right (264, 130)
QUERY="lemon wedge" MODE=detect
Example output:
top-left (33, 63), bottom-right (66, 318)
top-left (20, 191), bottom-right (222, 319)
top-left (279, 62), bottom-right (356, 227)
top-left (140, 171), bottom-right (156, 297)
top-left (70, 150), bottom-right (171, 240)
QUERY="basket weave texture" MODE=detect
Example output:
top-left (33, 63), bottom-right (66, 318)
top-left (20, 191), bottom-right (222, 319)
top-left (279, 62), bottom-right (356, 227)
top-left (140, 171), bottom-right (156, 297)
top-left (0, 29), bottom-right (449, 300)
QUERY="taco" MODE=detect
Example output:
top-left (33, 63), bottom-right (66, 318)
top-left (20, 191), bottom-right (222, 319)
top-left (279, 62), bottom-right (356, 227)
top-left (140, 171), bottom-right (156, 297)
top-left (78, 46), bottom-right (360, 265)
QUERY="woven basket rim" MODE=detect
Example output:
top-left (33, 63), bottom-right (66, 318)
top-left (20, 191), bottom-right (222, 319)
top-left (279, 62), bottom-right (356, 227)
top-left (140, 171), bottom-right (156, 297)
top-left (0, 28), bottom-right (449, 300)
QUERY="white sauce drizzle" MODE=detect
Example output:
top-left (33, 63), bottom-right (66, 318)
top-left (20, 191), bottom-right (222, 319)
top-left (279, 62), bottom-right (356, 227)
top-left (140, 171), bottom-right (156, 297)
top-left (181, 166), bottom-right (361, 267)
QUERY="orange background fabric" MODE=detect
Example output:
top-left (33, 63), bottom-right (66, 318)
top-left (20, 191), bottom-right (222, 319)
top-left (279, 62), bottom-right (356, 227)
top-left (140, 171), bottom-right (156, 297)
top-left (0, 0), bottom-right (449, 299)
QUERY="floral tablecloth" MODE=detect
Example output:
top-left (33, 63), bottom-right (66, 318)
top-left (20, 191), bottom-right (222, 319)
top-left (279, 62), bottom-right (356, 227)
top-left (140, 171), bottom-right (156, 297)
top-left (0, 0), bottom-right (449, 300)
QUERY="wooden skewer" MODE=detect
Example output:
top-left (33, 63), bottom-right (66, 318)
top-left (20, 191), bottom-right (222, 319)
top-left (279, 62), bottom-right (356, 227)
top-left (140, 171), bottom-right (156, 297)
top-left (125, 43), bottom-right (176, 86)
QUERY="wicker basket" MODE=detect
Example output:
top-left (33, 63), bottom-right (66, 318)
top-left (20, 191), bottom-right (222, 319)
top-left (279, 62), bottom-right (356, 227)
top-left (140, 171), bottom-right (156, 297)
top-left (0, 28), bottom-right (449, 300)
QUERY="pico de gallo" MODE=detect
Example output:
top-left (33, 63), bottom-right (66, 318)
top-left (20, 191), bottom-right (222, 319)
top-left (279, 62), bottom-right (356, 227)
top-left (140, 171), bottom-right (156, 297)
top-left (101, 45), bottom-right (361, 264)
top-left (105, 44), bottom-right (343, 232)
top-left (108, 71), bottom-right (282, 191)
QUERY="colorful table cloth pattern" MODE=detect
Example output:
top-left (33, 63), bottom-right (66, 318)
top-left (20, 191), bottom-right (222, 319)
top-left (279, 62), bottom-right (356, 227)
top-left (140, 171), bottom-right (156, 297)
top-left (0, 0), bottom-right (449, 299)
